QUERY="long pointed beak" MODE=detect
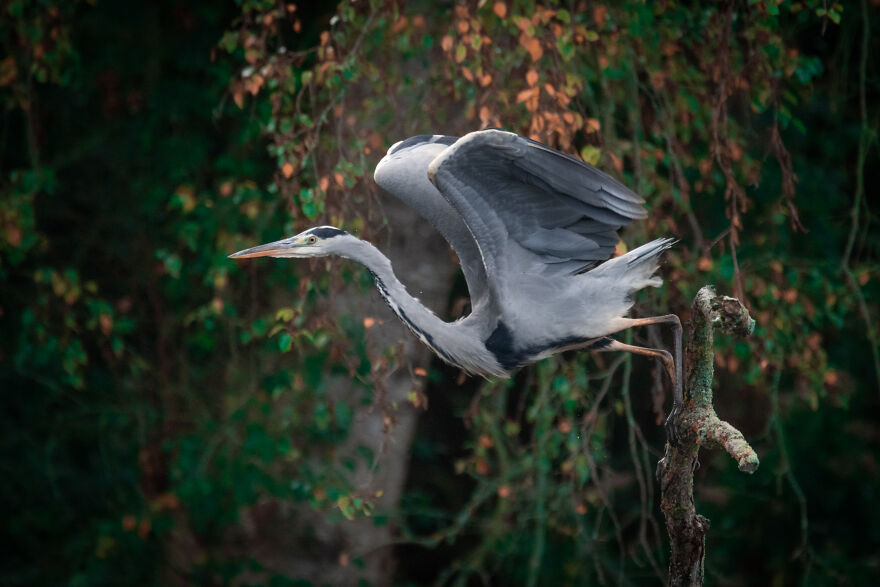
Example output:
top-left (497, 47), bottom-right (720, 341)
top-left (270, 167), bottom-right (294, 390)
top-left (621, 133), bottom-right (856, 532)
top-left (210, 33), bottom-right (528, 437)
top-left (229, 238), bottom-right (297, 259)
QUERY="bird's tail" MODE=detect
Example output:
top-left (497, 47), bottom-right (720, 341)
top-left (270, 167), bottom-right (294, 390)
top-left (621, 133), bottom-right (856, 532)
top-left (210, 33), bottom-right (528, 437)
top-left (588, 237), bottom-right (676, 291)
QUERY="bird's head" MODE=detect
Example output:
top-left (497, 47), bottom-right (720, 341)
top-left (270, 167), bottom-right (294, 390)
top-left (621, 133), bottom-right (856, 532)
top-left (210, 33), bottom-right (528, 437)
top-left (229, 226), bottom-right (351, 260)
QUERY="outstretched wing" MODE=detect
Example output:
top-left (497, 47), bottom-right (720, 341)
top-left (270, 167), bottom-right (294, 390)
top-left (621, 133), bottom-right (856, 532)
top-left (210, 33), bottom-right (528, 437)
top-left (427, 129), bottom-right (647, 306)
top-left (374, 134), bottom-right (491, 308)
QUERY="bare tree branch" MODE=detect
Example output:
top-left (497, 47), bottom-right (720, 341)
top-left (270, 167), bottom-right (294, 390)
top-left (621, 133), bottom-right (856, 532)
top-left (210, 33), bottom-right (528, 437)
top-left (658, 286), bottom-right (759, 586)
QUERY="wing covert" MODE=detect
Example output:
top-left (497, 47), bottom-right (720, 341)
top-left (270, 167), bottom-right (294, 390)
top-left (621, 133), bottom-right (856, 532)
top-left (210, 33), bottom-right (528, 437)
top-left (427, 129), bottom-right (648, 300)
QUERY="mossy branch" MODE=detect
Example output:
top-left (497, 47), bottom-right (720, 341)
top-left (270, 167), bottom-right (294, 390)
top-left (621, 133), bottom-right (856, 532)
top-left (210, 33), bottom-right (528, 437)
top-left (658, 285), bottom-right (758, 586)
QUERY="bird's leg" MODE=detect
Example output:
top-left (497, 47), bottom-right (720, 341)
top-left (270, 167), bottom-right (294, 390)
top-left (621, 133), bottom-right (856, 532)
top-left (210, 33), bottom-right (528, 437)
top-left (591, 339), bottom-right (676, 385)
top-left (589, 337), bottom-right (681, 446)
top-left (606, 315), bottom-right (684, 446)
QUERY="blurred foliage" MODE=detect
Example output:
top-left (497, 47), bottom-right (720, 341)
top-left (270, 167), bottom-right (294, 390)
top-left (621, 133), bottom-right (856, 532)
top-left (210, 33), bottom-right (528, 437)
top-left (1, 0), bottom-right (878, 585)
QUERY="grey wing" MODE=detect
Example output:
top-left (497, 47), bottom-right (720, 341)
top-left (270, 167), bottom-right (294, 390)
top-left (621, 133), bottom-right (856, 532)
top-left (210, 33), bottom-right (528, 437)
top-left (427, 129), bottom-right (647, 304)
top-left (373, 135), bottom-right (490, 309)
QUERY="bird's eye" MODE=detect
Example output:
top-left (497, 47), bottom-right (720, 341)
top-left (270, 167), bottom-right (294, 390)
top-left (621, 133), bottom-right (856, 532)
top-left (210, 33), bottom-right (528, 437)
top-left (307, 235), bottom-right (317, 244)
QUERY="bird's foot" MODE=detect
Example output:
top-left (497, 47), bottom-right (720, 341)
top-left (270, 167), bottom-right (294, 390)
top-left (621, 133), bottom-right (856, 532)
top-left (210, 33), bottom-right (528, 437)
top-left (664, 402), bottom-right (682, 448)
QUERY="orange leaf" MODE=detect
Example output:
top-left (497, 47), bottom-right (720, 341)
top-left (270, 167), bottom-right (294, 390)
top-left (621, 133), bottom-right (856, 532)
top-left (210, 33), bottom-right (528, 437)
top-left (392, 16), bottom-right (408, 33)
top-left (319, 176), bottom-right (330, 192)
top-left (363, 317), bottom-right (375, 328)
top-left (520, 34), bottom-right (543, 61)
top-left (412, 15), bottom-right (426, 28)
top-left (233, 90), bottom-right (244, 109)
top-left (281, 162), bottom-right (294, 178)
top-left (607, 152), bottom-right (623, 173)
top-left (414, 367), bottom-right (427, 376)
top-left (441, 35), bottom-right (454, 52)
top-left (516, 87), bottom-right (539, 104)
top-left (480, 73), bottom-right (492, 86)
top-left (334, 173), bottom-right (345, 187)
top-left (246, 74), bottom-right (264, 95)
top-left (526, 69), bottom-right (538, 86)
top-left (457, 19), bottom-right (469, 34)
top-left (479, 106), bottom-right (491, 125)
top-left (585, 118), bottom-right (600, 133)
top-left (5, 224), bottom-right (21, 246)
top-left (593, 5), bottom-right (607, 28)
top-left (461, 66), bottom-right (474, 82)
top-left (493, 2), bottom-right (507, 18)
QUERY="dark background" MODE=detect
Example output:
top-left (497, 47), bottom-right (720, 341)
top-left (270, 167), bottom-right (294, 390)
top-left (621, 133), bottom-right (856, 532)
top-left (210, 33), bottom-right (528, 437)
top-left (1, 0), bottom-right (878, 584)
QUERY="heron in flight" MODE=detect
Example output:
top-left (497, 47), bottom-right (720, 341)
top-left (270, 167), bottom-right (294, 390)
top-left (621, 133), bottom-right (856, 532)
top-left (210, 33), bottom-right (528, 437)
top-left (230, 130), bottom-right (683, 442)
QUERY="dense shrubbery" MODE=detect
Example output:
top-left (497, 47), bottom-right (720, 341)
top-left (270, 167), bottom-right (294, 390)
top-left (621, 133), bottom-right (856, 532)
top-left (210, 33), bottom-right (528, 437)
top-left (1, 0), bottom-right (877, 584)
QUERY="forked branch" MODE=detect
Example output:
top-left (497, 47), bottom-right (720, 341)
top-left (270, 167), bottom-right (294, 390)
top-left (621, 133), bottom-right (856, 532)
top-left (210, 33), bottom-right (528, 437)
top-left (657, 286), bottom-right (758, 586)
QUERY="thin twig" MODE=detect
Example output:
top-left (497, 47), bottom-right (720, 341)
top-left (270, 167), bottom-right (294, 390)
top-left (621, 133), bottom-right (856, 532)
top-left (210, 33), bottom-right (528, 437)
top-left (840, 0), bottom-right (880, 396)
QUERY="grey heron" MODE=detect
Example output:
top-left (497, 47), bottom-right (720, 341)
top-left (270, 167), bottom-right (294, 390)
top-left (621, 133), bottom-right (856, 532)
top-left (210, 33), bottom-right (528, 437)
top-left (230, 130), bottom-right (683, 442)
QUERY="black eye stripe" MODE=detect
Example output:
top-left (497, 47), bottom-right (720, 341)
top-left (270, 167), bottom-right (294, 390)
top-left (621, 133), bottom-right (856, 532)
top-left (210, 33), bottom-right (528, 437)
top-left (308, 227), bottom-right (347, 239)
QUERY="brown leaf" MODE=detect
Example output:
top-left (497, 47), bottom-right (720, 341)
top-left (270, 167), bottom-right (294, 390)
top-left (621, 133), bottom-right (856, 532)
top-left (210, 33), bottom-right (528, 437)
top-left (515, 17), bottom-right (531, 32)
top-left (516, 87), bottom-right (539, 104)
top-left (526, 69), bottom-right (538, 86)
top-left (607, 152), bottom-right (623, 173)
top-left (392, 17), bottom-right (408, 33)
top-left (0, 56), bottom-right (17, 87)
top-left (593, 5), bottom-right (607, 27)
top-left (479, 106), bottom-right (491, 125)
top-left (520, 34), bottom-right (543, 61)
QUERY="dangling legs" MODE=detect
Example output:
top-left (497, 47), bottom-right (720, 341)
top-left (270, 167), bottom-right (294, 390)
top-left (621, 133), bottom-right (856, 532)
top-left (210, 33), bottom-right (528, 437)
top-left (575, 315), bottom-right (683, 445)
top-left (617, 315), bottom-right (683, 445)
top-left (589, 338), bottom-right (676, 387)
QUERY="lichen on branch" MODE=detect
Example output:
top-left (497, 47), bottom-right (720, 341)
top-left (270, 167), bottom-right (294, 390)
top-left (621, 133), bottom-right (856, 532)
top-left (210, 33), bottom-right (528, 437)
top-left (659, 285), bottom-right (758, 586)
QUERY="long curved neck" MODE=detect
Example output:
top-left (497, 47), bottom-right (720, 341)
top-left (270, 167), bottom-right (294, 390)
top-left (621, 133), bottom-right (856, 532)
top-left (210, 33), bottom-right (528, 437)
top-left (340, 237), bottom-right (502, 376)
top-left (343, 238), bottom-right (452, 342)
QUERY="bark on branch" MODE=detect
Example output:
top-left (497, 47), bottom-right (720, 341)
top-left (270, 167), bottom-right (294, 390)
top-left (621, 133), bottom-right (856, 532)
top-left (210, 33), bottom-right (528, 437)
top-left (658, 286), bottom-right (758, 586)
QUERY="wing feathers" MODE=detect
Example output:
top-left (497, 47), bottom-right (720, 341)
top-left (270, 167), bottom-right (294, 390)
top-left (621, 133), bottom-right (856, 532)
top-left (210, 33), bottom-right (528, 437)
top-left (429, 130), bottom-right (648, 280)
